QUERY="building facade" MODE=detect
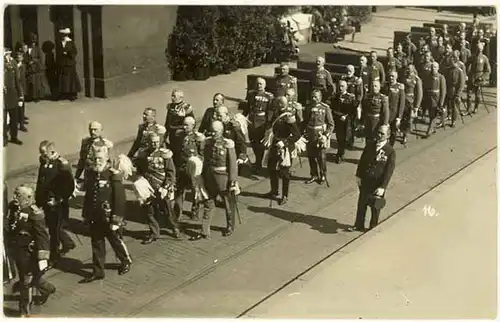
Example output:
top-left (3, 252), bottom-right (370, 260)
top-left (4, 5), bottom-right (178, 98)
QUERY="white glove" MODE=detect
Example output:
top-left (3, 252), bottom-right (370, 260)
top-left (341, 115), bottom-right (347, 121)
top-left (375, 188), bottom-right (385, 196)
top-left (158, 187), bottom-right (168, 200)
top-left (111, 224), bottom-right (120, 231)
top-left (276, 140), bottom-right (285, 149)
top-left (17, 101), bottom-right (23, 107)
top-left (229, 182), bottom-right (241, 195)
top-left (38, 260), bottom-right (48, 271)
top-left (395, 118), bottom-right (401, 126)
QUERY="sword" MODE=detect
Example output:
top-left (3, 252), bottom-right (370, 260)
top-left (230, 191), bottom-right (242, 225)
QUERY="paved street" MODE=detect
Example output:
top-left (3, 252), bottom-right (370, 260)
top-left (3, 6), bottom-right (497, 318)
top-left (244, 149), bottom-right (496, 319)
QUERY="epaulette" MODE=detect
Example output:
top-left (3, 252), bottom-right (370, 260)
top-left (356, 77), bottom-right (362, 84)
top-left (266, 91), bottom-right (274, 98)
top-left (109, 168), bottom-right (120, 174)
top-left (57, 156), bottom-right (69, 165)
top-left (159, 148), bottom-right (173, 159)
top-left (285, 114), bottom-right (296, 124)
top-left (103, 138), bottom-right (114, 148)
top-left (110, 169), bottom-right (123, 181)
top-left (347, 92), bottom-right (355, 98)
top-left (223, 138), bottom-right (235, 149)
top-left (398, 83), bottom-right (405, 90)
top-left (293, 102), bottom-right (303, 111)
top-left (319, 102), bottom-right (329, 108)
top-left (230, 119), bottom-right (241, 129)
top-left (83, 136), bottom-right (92, 144)
top-left (30, 205), bottom-right (44, 217)
top-left (290, 76), bottom-right (297, 83)
top-left (181, 102), bottom-right (193, 113)
top-left (195, 132), bottom-right (205, 141)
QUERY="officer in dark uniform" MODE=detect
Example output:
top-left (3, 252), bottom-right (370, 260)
top-left (174, 116), bottom-right (205, 220)
top-left (191, 121), bottom-right (239, 240)
top-left (382, 71), bottom-right (405, 146)
top-left (80, 146), bottom-right (132, 283)
top-left (264, 97), bottom-right (301, 205)
top-left (135, 132), bottom-right (179, 243)
top-left (312, 56), bottom-right (335, 101)
top-left (359, 55), bottom-right (372, 95)
top-left (4, 47), bottom-right (24, 146)
top-left (276, 62), bottom-right (298, 100)
top-left (395, 42), bottom-right (409, 70)
top-left (304, 90), bottom-right (334, 185)
top-left (466, 41), bottom-right (491, 115)
top-left (35, 140), bottom-right (76, 265)
top-left (426, 27), bottom-right (439, 51)
top-left (445, 56), bottom-right (466, 127)
top-left (385, 47), bottom-right (402, 77)
top-left (439, 43), bottom-right (455, 74)
top-left (361, 80), bottom-right (389, 143)
top-left (6, 185), bottom-right (55, 316)
top-left (199, 93), bottom-right (225, 136)
top-left (401, 34), bottom-right (417, 64)
top-left (331, 80), bottom-right (358, 164)
top-left (215, 105), bottom-right (248, 164)
top-left (351, 125), bottom-right (396, 231)
top-left (369, 51), bottom-right (386, 85)
top-left (401, 64), bottom-right (423, 144)
top-left (165, 89), bottom-right (195, 167)
top-left (128, 108), bottom-right (166, 158)
top-left (422, 62), bottom-right (447, 138)
top-left (341, 65), bottom-right (364, 141)
top-left (243, 77), bottom-right (274, 172)
top-left (284, 88), bottom-right (304, 127)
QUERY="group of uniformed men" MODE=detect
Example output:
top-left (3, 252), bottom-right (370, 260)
top-left (4, 17), bottom-right (493, 317)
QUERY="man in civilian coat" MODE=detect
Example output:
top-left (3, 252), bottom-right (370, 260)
top-left (4, 47), bottom-right (24, 146)
top-left (350, 125), bottom-right (396, 231)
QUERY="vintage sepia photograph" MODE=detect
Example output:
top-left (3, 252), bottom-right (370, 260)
top-left (2, 3), bottom-right (497, 318)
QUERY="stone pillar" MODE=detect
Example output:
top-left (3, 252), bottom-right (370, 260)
top-left (9, 5), bottom-right (23, 49)
top-left (37, 6), bottom-right (54, 46)
top-left (72, 6), bottom-right (85, 97)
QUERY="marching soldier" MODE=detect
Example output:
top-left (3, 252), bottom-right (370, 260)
top-left (128, 108), bottom-right (166, 158)
top-left (199, 93), bottom-right (225, 136)
top-left (242, 77), bottom-right (274, 172)
top-left (276, 62), bottom-right (298, 100)
top-left (401, 64), bottom-right (423, 144)
top-left (264, 97), bottom-right (301, 205)
top-left (4, 47), bottom-right (24, 146)
top-left (80, 145), bottom-right (132, 283)
top-left (445, 56), bottom-right (466, 128)
top-left (361, 81), bottom-right (389, 143)
top-left (303, 89), bottom-right (334, 185)
top-left (369, 51), bottom-right (386, 85)
top-left (135, 132), bottom-right (179, 243)
top-left (466, 41), bottom-right (491, 115)
top-left (385, 47), bottom-right (402, 77)
top-left (284, 88), bottom-right (304, 127)
top-left (331, 80), bottom-right (358, 163)
top-left (312, 56), bottom-right (335, 100)
top-left (174, 116), bottom-right (205, 220)
top-left (35, 140), bottom-right (76, 265)
top-left (215, 105), bottom-right (248, 164)
top-left (422, 62), bottom-right (447, 138)
top-left (75, 121), bottom-right (114, 185)
top-left (382, 71), bottom-right (405, 146)
top-left (350, 125), bottom-right (396, 231)
top-left (165, 89), bottom-right (194, 167)
top-left (342, 64), bottom-right (364, 137)
top-left (191, 121), bottom-right (240, 240)
top-left (6, 185), bottom-right (56, 316)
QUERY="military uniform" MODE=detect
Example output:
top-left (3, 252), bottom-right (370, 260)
top-left (198, 137), bottom-right (238, 237)
top-left (35, 154), bottom-right (76, 261)
top-left (394, 51), bottom-right (409, 70)
top-left (459, 47), bottom-right (472, 64)
top-left (267, 112), bottom-right (301, 199)
top-left (371, 60), bottom-right (386, 85)
top-left (174, 131), bottom-right (205, 219)
top-left (466, 52), bottom-right (491, 113)
top-left (341, 74), bottom-right (364, 137)
top-left (276, 74), bottom-right (298, 100)
top-left (5, 202), bottom-right (55, 316)
top-left (198, 107), bottom-right (217, 136)
top-left (303, 101), bottom-right (334, 181)
top-left (222, 119), bottom-right (248, 161)
top-left (359, 66), bottom-right (372, 95)
top-left (127, 122), bottom-right (166, 158)
top-left (445, 65), bottom-right (466, 124)
top-left (402, 74), bottom-right (423, 138)
top-left (426, 35), bottom-right (439, 50)
top-left (331, 91), bottom-right (358, 159)
top-left (76, 136), bottom-right (114, 180)
top-left (4, 57), bottom-right (23, 143)
top-left (361, 92), bottom-right (389, 142)
top-left (243, 89), bottom-right (274, 169)
top-left (83, 167), bottom-right (132, 278)
top-left (354, 140), bottom-right (396, 230)
top-left (383, 82), bottom-right (405, 146)
top-left (439, 52), bottom-right (455, 73)
top-left (165, 101), bottom-right (194, 167)
top-left (422, 72), bottom-right (447, 136)
top-left (385, 56), bottom-right (402, 76)
top-left (402, 40), bottom-right (417, 63)
top-left (312, 67), bottom-right (335, 99)
top-left (135, 147), bottom-right (179, 239)
top-left (431, 45), bottom-right (446, 63)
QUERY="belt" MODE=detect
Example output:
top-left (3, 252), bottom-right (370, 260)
top-left (212, 166), bottom-right (227, 171)
top-left (252, 112), bottom-right (265, 116)
top-left (406, 93), bottom-right (414, 97)
top-left (428, 89), bottom-right (440, 93)
top-left (274, 137), bottom-right (288, 141)
top-left (307, 125), bottom-right (325, 130)
top-left (368, 113), bottom-right (380, 118)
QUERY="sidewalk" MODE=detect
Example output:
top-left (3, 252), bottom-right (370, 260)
top-left (3, 64), bottom-right (277, 176)
top-left (244, 150), bottom-right (496, 319)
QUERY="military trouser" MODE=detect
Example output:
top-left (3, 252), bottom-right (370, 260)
top-left (174, 169), bottom-right (199, 219)
top-left (144, 191), bottom-right (179, 239)
top-left (335, 116), bottom-right (353, 157)
top-left (466, 78), bottom-right (481, 112)
top-left (89, 218), bottom-right (132, 278)
top-left (267, 147), bottom-right (291, 197)
top-left (446, 94), bottom-right (460, 124)
top-left (43, 204), bottom-right (75, 260)
top-left (389, 118), bottom-right (399, 146)
top-left (4, 107), bottom-right (19, 141)
top-left (423, 93), bottom-right (442, 136)
top-left (354, 185), bottom-right (382, 230)
top-left (306, 141), bottom-right (327, 179)
top-left (249, 125), bottom-right (266, 169)
top-left (18, 100), bottom-right (26, 129)
top-left (364, 116), bottom-right (381, 143)
top-left (168, 130), bottom-right (184, 168)
top-left (200, 193), bottom-right (234, 237)
top-left (14, 247), bottom-right (55, 315)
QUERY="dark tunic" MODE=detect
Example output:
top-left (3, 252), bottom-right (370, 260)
top-left (4, 58), bottom-right (23, 110)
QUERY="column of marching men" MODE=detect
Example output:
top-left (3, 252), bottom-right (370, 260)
top-left (3, 20), bottom-right (493, 317)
